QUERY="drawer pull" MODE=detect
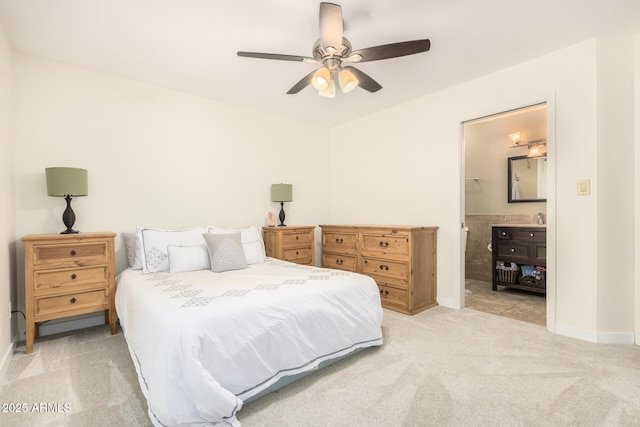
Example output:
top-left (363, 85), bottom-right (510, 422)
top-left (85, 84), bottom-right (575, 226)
top-left (70, 297), bottom-right (76, 304)
top-left (296, 251), bottom-right (299, 255)
top-left (379, 264), bottom-right (389, 271)
top-left (71, 274), bottom-right (77, 280)
top-left (335, 238), bottom-right (343, 243)
top-left (296, 236), bottom-right (299, 240)
top-left (70, 250), bottom-right (77, 256)
top-left (379, 290), bottom-right (389, 296)
top-left (379, 241), bottom-right (389, 247)
top-left (530, 233), bottom-right (535, 237)
top-left (510, 248), bottom-right (515, 253)
top-left (336, 259), bottom-right (343, 265)
top-left (501, 232), bottom-right (506, 236)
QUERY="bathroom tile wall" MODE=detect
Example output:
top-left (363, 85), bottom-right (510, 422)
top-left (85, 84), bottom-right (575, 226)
top-left (465, 214), bottom-right (539, 282)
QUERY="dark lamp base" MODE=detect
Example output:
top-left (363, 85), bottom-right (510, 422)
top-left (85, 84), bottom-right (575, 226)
top-left (278, 201), bottom-right (287, 227)
top-left (60, 195), bottom-right (80, 234)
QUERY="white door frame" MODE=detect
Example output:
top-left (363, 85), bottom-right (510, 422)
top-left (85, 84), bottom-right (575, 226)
top-left (458, 93), bottom-right (557, 333)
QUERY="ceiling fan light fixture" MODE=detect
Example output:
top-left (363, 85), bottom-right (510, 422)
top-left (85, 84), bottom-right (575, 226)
top-left (318, 78), bottom-right (336, 98)
top-left (338, 69), bottom-right (358, 93)
top-left (311, 67), bottom-right (331, 91)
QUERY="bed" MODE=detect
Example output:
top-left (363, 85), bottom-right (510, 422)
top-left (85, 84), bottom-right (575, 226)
top-left (116, 226), bottom-right (383, 427)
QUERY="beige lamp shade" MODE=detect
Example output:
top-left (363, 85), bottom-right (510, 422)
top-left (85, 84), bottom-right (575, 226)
top-left (45, 167), bottom-right (88, 197)
top-left (270, 183), bottom-right (292, 202)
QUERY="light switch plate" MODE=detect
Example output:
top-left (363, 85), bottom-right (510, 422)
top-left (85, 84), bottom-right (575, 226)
top-left (577, 179), bottom-right (590, 195)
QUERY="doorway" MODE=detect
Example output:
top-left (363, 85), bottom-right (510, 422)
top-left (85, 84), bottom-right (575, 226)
top-left (462, 103), bottom-right (549, 327)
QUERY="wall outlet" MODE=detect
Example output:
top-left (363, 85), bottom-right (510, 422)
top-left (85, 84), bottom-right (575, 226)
top-left (577, 179), bottom-right (590, 195)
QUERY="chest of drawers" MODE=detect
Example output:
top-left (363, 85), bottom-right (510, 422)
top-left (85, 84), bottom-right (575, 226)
top-left (320, 225), bottom-right (438, 315)
top-left (262, 226), bottom-right (315, 266)
top-left (491, 225), bottom-right (546, 294)
top-left (22, 232), bottom-right (116, 353)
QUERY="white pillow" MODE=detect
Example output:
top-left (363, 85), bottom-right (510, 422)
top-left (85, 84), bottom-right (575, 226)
top-left (136, 226), bottom-right (207, 273)
top-left (122, 232), bottom-right (143, 270)
top-left (206, 226), bottom-right (266, 265)
top-left (168, 244), bottom-right (211, 273)
top-left (203, 232), bottom-right (248, 273)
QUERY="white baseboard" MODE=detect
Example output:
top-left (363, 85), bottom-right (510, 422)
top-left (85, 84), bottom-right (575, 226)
top-left (436, 296), bottom-right (455, 308)
top-left (556, 323), bottom-right (635, 344)
top-left (0, 333), bottom-right (16, 386)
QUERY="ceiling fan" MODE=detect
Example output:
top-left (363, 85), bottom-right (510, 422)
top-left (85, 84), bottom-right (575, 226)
top-left (237, 2), bottom-right (431, 97)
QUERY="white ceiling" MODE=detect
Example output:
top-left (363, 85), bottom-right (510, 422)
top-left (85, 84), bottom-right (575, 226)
top-left (1, 0), bottom-right (640, 127)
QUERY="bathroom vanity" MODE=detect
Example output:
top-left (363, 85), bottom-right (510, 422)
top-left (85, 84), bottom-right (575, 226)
top-left (491, 225), bottom-right (546, 295)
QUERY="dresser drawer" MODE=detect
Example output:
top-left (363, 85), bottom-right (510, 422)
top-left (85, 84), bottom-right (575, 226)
top-left (495, 228), bottom-right (513, 240)
top-left (283, 232), bottom-right (312, 246)
top-left (322, 231), bottom-right (358, 251)
top-left (34, 266), bottom-right (109, 291)
top-left (283, 247), bottom-right (312, 263)
top-left (362, 256), bottom-right (408, 281)
top-left (362, 232), bottom-right (409, 255)
top-left (377, 283), bottom-right (408, 310)
top-left (322, 252), bottom-right (357, 272)
top-left (32, 242), bottom-right (109, 266)
top-left (34, 288), bottom-right (109, 317)
top-left (495, 243), bottom-right (529, 260)
top-left (514, 229), bottom-right (546, 243)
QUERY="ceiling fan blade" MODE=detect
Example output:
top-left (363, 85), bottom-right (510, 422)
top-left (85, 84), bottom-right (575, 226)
top-left (343, 66), bottom-right (382, 93)
top-left (237, 51), bottom-right (317, 63)
top-left (319, 2), bottom-right (343, 51)
top-left (347, 39), bottom-right (430, 63)
top-left (286, 69), bottom-right (317, 94)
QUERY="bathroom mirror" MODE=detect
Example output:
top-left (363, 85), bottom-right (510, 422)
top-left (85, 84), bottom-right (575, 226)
top-left (508, 155), bottom-right (547, 203)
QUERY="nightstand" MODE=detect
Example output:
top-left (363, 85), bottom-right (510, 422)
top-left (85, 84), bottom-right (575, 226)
top-left (22, 232), bottom-right (116, 354)
top-left (262, 226), bottom-right (315, 266)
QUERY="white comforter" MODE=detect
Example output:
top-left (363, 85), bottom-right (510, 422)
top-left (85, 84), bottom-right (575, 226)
top-left (115, 259), bottom-right (383, 426)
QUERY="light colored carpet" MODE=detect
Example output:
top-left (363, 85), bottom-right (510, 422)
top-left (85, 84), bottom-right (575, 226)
top-left (2, 306), bottom-right (640, 426)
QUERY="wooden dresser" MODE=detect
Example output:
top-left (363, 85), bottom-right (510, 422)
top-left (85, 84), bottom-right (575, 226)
top-left (22, 232), bottom-right (116, 353)
top-left (262, 226), bottom-right (315, 266)
top-left (320, 225), bottom-right (438, 315)
top-left (491, 225), bottom-right (546, 295)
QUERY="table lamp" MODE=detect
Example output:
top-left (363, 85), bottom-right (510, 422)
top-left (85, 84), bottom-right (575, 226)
top-left (270, 183), bottom-right (292, 227)
top-left (45, 167), bottom-right (88, 234)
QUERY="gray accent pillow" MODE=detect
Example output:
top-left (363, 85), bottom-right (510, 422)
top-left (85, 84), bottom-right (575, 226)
top-left (203, 232), bottom-right (248, 273)
top-left (122, 232), bottom-right (143, 270)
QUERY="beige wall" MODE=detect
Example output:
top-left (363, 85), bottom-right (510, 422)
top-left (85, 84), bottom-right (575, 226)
top-left (12, 55), bottom-right (331, 337)
top-left (0, 20), bottom-right (16, 379)
top-left (595, 32), bottom-right (635, 340)
top-left (329, 35), bottom-right (636, 343)
top-left (6, 33), bottom-right (639, 348)
top-left (464, 106), bottom-right (547, 215)
top-left (635, 34), bottom-right (640, 346)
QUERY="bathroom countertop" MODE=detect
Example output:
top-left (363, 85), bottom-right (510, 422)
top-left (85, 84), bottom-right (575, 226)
top-left (492, 223), bottom-right (547, 228)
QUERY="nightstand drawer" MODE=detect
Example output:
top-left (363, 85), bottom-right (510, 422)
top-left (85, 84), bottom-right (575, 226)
top-left (34, 266), bottom-right (109, 291)
top-left (283, 232), bottom-right (312, 246)
top-left (322, 252), bottom-right (357, 272)
top-left (33, 242), bottom-right (108, 265)
top-left (283, 247), bottom-right (312, 263)
top-left (34, 288), bottom-right (109, 317)
top-left (322, 231), bottom-right (358, 251)
top-left (362, 256), bottom-right (408, 281)
top-left (362, 233), bottom-right (409, 255)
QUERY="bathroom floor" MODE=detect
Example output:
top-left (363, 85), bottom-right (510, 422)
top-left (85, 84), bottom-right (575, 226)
top-left (465, 279), bottom-right (546, 326)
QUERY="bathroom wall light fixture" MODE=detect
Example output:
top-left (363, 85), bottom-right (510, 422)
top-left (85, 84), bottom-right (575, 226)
top-left (508, 132), bottom-right (522, 145)
top-left (526, 139), bottom-right (547, 157)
